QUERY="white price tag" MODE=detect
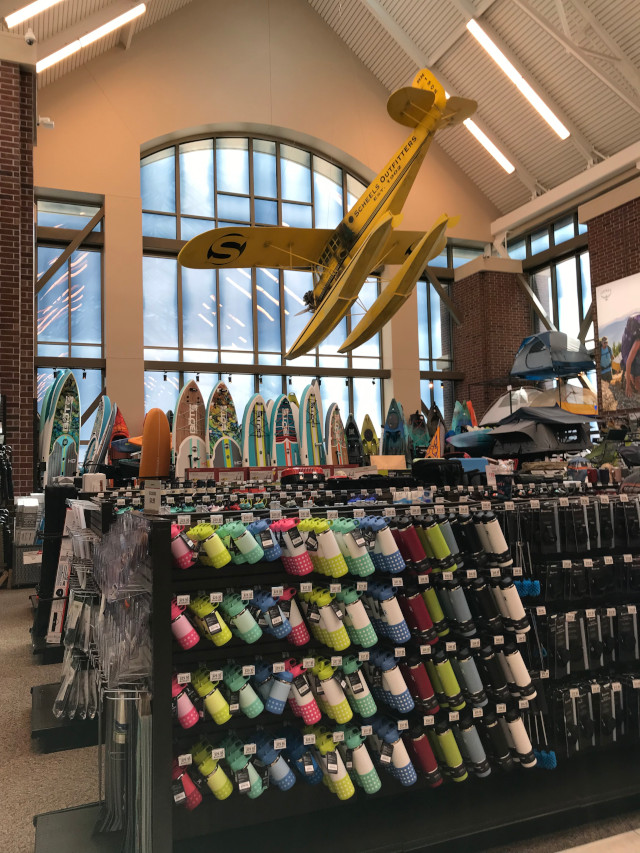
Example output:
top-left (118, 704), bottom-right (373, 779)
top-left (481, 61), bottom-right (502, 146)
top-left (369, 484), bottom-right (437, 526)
top-left (303, 734), bottom-right (316, 745)
top-left (210, 670), bottom-right (223, 682)
top-left (583, 558), bottom-right (593, 568)
top-left (490, 568), bottom-right (501, 577)
top-left (473, 707), bottom-right (483, 718)
top-left (331, 656), bottom-right (343, 667)
top-left (562, 560), bottom-right (572, 569)
top-left (329, 583), bottom-right (342, 594)
top-left (418, 574), bottom-right (430, 585)
top-left (270, 509), bottom-right (282, 520)
top-left (386, 507), bottom-right (397, 517)
top-left (505, 502), bottom-right (515, 511)
top-left (633, 679), bottom-right (640, 689)
top-left (358, 651), bottom-right (370, 661)
top-left (273, 739), bottom-right (287, 750)
top-left (591, 683), bottom-right (601, 693)
top-left (604, 556), bottom-right (613, 565)
top-left (580, 496), bottom-right (589, 506)
top-left (481, 501), bottom-right (491, 511)
top-left (445, 641), bottom-right (457, 652)
top-left (494, 635), bottom-right (504, 645)
top-left (559, 497), bottom-right (569, 507)
top-left (470, 638), bottom-right (481, 648)
top-left (244, 743), bottom-right (257, 756)
top-left (303, 658), bottom-right (315, 669)
top-left (241, 589), bottom-right (253, 601)
top-left (613, 682), bottom-right (622, 692)
top-left (607, 607), bottom-right (617, 617)
top-left (513, 567), bottom-right (523, 577)
top-left (176, 594), bottom-right (191, 607)
top-left (332, 731), bottom-right (344, 742)
top-left (353, 508), bottom-right (365, 518)
top-left (540, 670), bottom-right (550, 679)
top-left (177, 672), bottom-right (191, 685)
top-left (327, 510), bottom-right (338, 520)
top-left (530, 499), bottom-right (540, 509)
top-left (519, 699), bottom-right (529, 709)
top-left (496, 703), bottom-right (507, 714)
top-left (272, 662), bottom-right (285, 673)
top-left (209, 592), bottom-right (223, 604)
top-left (397, 719), bottom-right (409, 731)
top-left (392, 577), bottom-right (403, 587)
top-left (569, 688), bottom-right (580, 699)
top-left (411, 505), bottom-right (423, 516)
top-left (458, 505), bottom-right (469, 516)
top-left (628, 605), bottom-right (637, 615)
top-left (356, 581), bottom-right (368, 591)
top-left (300, 582), bottom-right (313, 593)
top-left (242, 665), bottom-right (255, 677)
top-left (177, 514), bottom-right (191, 526)
top-left (423, 715), bottom-right (435, 726)
top-left (620, 494), bottom-right (629, 503)
top-left (599, 495), bottom-right (610, 505)
top-left (178, 753), bottom-right (192, 767)
top-left (585, 609), bottom-right (596, 619)
top-left (449, 711), bottom-right (460, 722)
top-left (271, 586), bottom-right (284, 598)
top-left (394, 647), bottom-right (406, 657)
top-left (211, 748), bottom-right (225, 760)
top-left (624, 554), bottom-right (633, 563)
top-left (419, 645), bottom-right (431, 655)
top-left (210, 514), bottom-right (223, 525)
top-left (516, 633), bottom-right (526, 643)
top-left (536, 606), bottom-right (546, 615)
top-left (299, 508), bottom-right (311, 519)
top-left (442, 571), bottom-right (453, 581)
top-left (566, 612), bottom-right (576, 622)
top-left (360, 725), bottom-right (373, 736)
top-left (241, 512), bottom-right (254, 523)
top-left (466, 569), bottom-right (477, 579)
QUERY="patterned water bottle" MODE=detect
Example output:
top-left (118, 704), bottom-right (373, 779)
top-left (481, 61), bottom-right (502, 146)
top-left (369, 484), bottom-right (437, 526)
top-left (191, 668), bottom-right (231, 725)
top-left (276, 587), bottom-right (310, 646)
top-left (250, 590), bottom-right (292, 639)
top-left (336, 586), bottom-right (378, 648)
top-left (311, 658), bottom-right (353, 724)
top-left (370, 648), bottom-right (414, 714)
top-left (171, 675), bottom-right (199, 729)
top-left (222, 663), bottom-right (264, 719)
top-left (220, 593), bottom-right (263, 644)
top-left (270, 518), bottom-right (313, 576)
top-left (338, 724), bottom-right (381, 794)
top-left (170, 599), bottom-right (199, 650)
top-left (247, 519), bottom-right (281, 561)
top-left (284, 658), bottom-right (322, 724)
top-left (170, 524), bottom-right (198, 570)
top-left (341, 655), bottom-right (377, 717)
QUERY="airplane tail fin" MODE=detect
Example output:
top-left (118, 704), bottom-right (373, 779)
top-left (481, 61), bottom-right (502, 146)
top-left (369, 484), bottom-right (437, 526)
top-left (387, 68), bottom-right (477, 128)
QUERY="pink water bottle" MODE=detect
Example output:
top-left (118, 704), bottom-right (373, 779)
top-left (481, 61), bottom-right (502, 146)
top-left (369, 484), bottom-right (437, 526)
top-left (170, 524), bottom-right (198, 570)
top-left (284, 658), bottom-right (322, 724)
top-left (172, 760), bottom-right (203, 811)
top-left (171, 599), bottom-right (200, 650)
top-left (172, 675), bottom-right (199, 729)
top-left (278, 587), bottom-right (310, 646)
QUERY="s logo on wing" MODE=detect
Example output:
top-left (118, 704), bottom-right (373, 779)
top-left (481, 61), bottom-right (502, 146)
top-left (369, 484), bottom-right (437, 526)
top-left (207, 233), bottom-right (247, 265)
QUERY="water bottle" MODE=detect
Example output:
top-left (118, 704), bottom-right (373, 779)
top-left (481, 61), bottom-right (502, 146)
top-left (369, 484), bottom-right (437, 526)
top-left (220, 593), bottom-right (263, 644)
top-left (339, 724), bottom-right (381, 794)
top-left (314, 729), bottom-right (355, 800)
top-left (399, 653), bottom-right (439, 713)
top-left (222, 663), bottom-right (264, 718)
top-left (171, 675), bottom-right (199, 729)
top-left (284, 658), bottom-right (322, 724)
top-left (270, 518), bottom-right (313, 576)
top-left (247, 519), bottom-right (281, 561)
top-left (170, 599), bottom-right (200, 650)
top-left (341, 655), bottom-right (377, 718)
top-left (191, 669), bottom-right (231, 725)
top-left (188, 595), bottom-right (232, 647)
top-left (170, 523), bottom-right (198, 570)
top-left (404, 722), bottom-right (442, 787)
top-left (312, 658), bottom-right (353, 724)
top-left (250, 590), bottom-right (292, 639)
top-left (336, 586), bottom-right (378, 648)
top-left (265, 670), bottom-right (293, 715)
top-left (276, 587), bottom-right (310, 646)
top-left (172, 760), bottom-right (202, 810)
top-left (227, 521), bottom-right (264, 564)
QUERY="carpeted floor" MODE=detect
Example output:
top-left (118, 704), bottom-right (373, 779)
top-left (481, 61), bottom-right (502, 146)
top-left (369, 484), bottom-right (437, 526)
top-left (0, 588), bottom-right (97, 853)
top-left (1, 586), bottom-right (640, 853)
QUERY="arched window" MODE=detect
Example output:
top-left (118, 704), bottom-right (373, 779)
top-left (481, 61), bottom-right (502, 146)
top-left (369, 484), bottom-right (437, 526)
top-left (141, 134), bottom-right (384, 427)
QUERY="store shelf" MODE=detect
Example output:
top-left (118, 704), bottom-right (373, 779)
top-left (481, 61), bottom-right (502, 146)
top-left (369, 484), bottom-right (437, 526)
top-left (172, 746), bottom-right (640, 852)
top-left (34, 804), bottom-right (122, 853)
top-left (31, 683), bottom-right (98, 753)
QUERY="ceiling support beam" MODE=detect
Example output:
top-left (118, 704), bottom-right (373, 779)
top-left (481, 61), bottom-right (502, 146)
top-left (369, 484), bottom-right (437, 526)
top-left (36, 0), bottom-right (141, 63)
top-left (513, 0), bottom-right (640, 117)
top-left (451, 0), bottom-right (600, 164)
top-left (119, 20), bottom-right (135, 50)
top-left (360, 0), bottom-right (543, 197)
top-left (426, 269), bottom-right (462, 326)
top-left (516, 273), bottom-right (557, 331)
top-left (578, 302), bottom-right (594, 342)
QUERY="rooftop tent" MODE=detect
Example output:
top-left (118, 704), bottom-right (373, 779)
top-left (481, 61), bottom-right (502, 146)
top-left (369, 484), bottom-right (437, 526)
top-left (535, 383), bottom-right (598, 417)
top-left (490, 405), bottom-right (593, 458)
top-left (495, 404), bottom-right (594, 427)
top-left (480, 387), bottom-right (544, 426)
top-left (510, 332), bottom-right (595, 380)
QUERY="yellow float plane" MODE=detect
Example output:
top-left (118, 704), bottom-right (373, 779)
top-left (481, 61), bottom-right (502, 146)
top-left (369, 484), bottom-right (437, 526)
top-left (178, 68), bottom-right (476, 359)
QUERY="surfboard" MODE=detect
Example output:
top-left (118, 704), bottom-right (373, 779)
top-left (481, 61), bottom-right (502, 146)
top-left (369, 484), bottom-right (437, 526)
top-left (45, 371), bottom-right (80, 480)
top-left (172, 380), bottom-right (206, 466)
top-left (139, 408), bottom-right (171, 478)
top-left (325, 404), bottom-right (349, 466)
top-left (265, 399), bottom-right (274, 421)
top-left (382, 398), bottom-right (408, 457)
top-left (206, 381), bottom-right (242, 468)
top-left (242, 394), bottom-right (270, 467)
top-left (269, 395), bottom-right (300, 467)
top-left (176, 435), bottom-right (208, 479)
top-left (299, 381), bottom-right (326, 465)
top-left (344, 414), bottom-right (364, 466)
top-left (39, 380), bottom-right (56, 461)
top-left (360, 414), bottom-right (379, 463)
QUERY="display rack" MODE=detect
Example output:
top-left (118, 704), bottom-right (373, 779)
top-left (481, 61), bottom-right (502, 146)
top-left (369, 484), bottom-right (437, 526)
top-left (34, 481), bottom-right (640, 853)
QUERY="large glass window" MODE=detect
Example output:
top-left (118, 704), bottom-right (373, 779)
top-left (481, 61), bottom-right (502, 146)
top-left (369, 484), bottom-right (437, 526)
top-left (530, 250), bottom-right (592, 344)
top-left (142, 135), bottom-right (387, 426)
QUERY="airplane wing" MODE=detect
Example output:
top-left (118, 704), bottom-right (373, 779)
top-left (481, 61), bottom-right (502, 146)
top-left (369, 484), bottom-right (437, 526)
top-left (178, 225), bottom-right (447, 271)
top-left (178, 226), bottom-right (334, 270)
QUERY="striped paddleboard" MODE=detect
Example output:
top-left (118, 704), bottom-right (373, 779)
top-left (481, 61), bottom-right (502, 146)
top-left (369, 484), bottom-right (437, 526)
top-left (269, 395), bottom-right (300, 467)
top-left (207, 381), bottom-right (242, 468)
top-left (325, 403), bottom-right (349, 466)
top-left (299, 381), bottom-right (326, 465)
top-left (242, 394), bottom-right (270, 467)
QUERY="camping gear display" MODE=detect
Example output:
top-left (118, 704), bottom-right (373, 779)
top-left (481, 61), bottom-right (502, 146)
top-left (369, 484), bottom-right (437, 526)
top-left (534, 383), bottom-right (598, 417)
top-left (489, 405), bottom-right (593, 458)
top-left (510, 331), bottom-right (595, 380)
top-left (480, 388), bottom-right (544, 426)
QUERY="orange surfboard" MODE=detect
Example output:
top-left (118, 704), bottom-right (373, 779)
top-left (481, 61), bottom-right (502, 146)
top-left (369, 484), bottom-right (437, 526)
top-left (139, 408), bottom-right (171, 478)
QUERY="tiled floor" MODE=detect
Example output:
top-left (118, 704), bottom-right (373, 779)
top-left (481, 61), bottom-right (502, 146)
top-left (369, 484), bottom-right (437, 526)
top-left (561, 830), bottom-right (640, 852)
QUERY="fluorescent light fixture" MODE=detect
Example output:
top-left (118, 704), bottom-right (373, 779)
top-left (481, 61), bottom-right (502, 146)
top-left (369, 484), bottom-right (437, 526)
top-left (463, 118), bottom-right (515, 173)
top-left (443, 87), bottom-right (515, 174)
top-left (78, 4), bottom-right (146, 46)
top-left (466, 18), bottom-right (570, 140)
top-left (5, 0), bottom-right (64, 28)
top-left (36, 3), bottom-right (145, 73)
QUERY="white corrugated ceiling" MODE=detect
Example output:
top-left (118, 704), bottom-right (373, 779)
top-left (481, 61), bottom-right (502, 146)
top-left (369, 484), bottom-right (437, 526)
top-left (308, 0), bottom-right (640, 214)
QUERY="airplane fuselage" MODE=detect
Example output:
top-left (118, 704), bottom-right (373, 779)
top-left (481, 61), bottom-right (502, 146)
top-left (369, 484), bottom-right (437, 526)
top-left (310, 109), bottom-right (442, 306)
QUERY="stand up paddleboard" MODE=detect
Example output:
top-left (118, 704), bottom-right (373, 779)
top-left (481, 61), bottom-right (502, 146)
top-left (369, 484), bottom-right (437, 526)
top-left (382, 398), bottom-right (408, 458)
top-left (269, 395), bottom-right (300, 467)
top-left (139, 408), bottom-right (171, 478)
top-left (299, 381), bottom-right (326, 465)
top-left (242, 394), bottom-right (270, 467)
top-left (207, 381), bottom-right (242, 468)
top-left (343, 415), bottom-right (364, 466)
top-left (40, 370), bottom-right (67, 463)
top-left (45, 371), bottom-right (80, 481)
top-left (173, 380), bottom-right (206, 478)
top-left (360, 414), bottom-right (379, 463)
top-left (325, 403), bottom-right (349, 466)
top-left (84, 396), bottom-right (117, 472)
top-left (265, 399), bottom-right (274, 421)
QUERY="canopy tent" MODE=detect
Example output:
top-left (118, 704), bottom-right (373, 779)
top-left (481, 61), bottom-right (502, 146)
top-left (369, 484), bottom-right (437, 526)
top-left (535, 383), bottom-right (598, 417)
top-left (510, 332), bottom-right (595, 380)
top-left (480, 387), bottom-right (544, 426)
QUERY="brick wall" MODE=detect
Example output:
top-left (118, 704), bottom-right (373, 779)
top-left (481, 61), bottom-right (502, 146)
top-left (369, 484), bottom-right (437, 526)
top-left (452, 271), bottom-right (533, 419)
top-left (0, 61), bottom-right (34, 496)
top-left (585, 196), bottom-right (640, 412)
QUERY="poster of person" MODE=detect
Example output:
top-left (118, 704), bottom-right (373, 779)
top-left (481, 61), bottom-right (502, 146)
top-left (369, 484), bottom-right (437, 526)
top-left (595, 272), bottom-right (640, 413)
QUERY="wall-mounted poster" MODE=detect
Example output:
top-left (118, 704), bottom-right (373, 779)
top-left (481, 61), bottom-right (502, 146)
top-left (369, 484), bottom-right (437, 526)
top-left (596, 272), bottom-right (640, 414)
